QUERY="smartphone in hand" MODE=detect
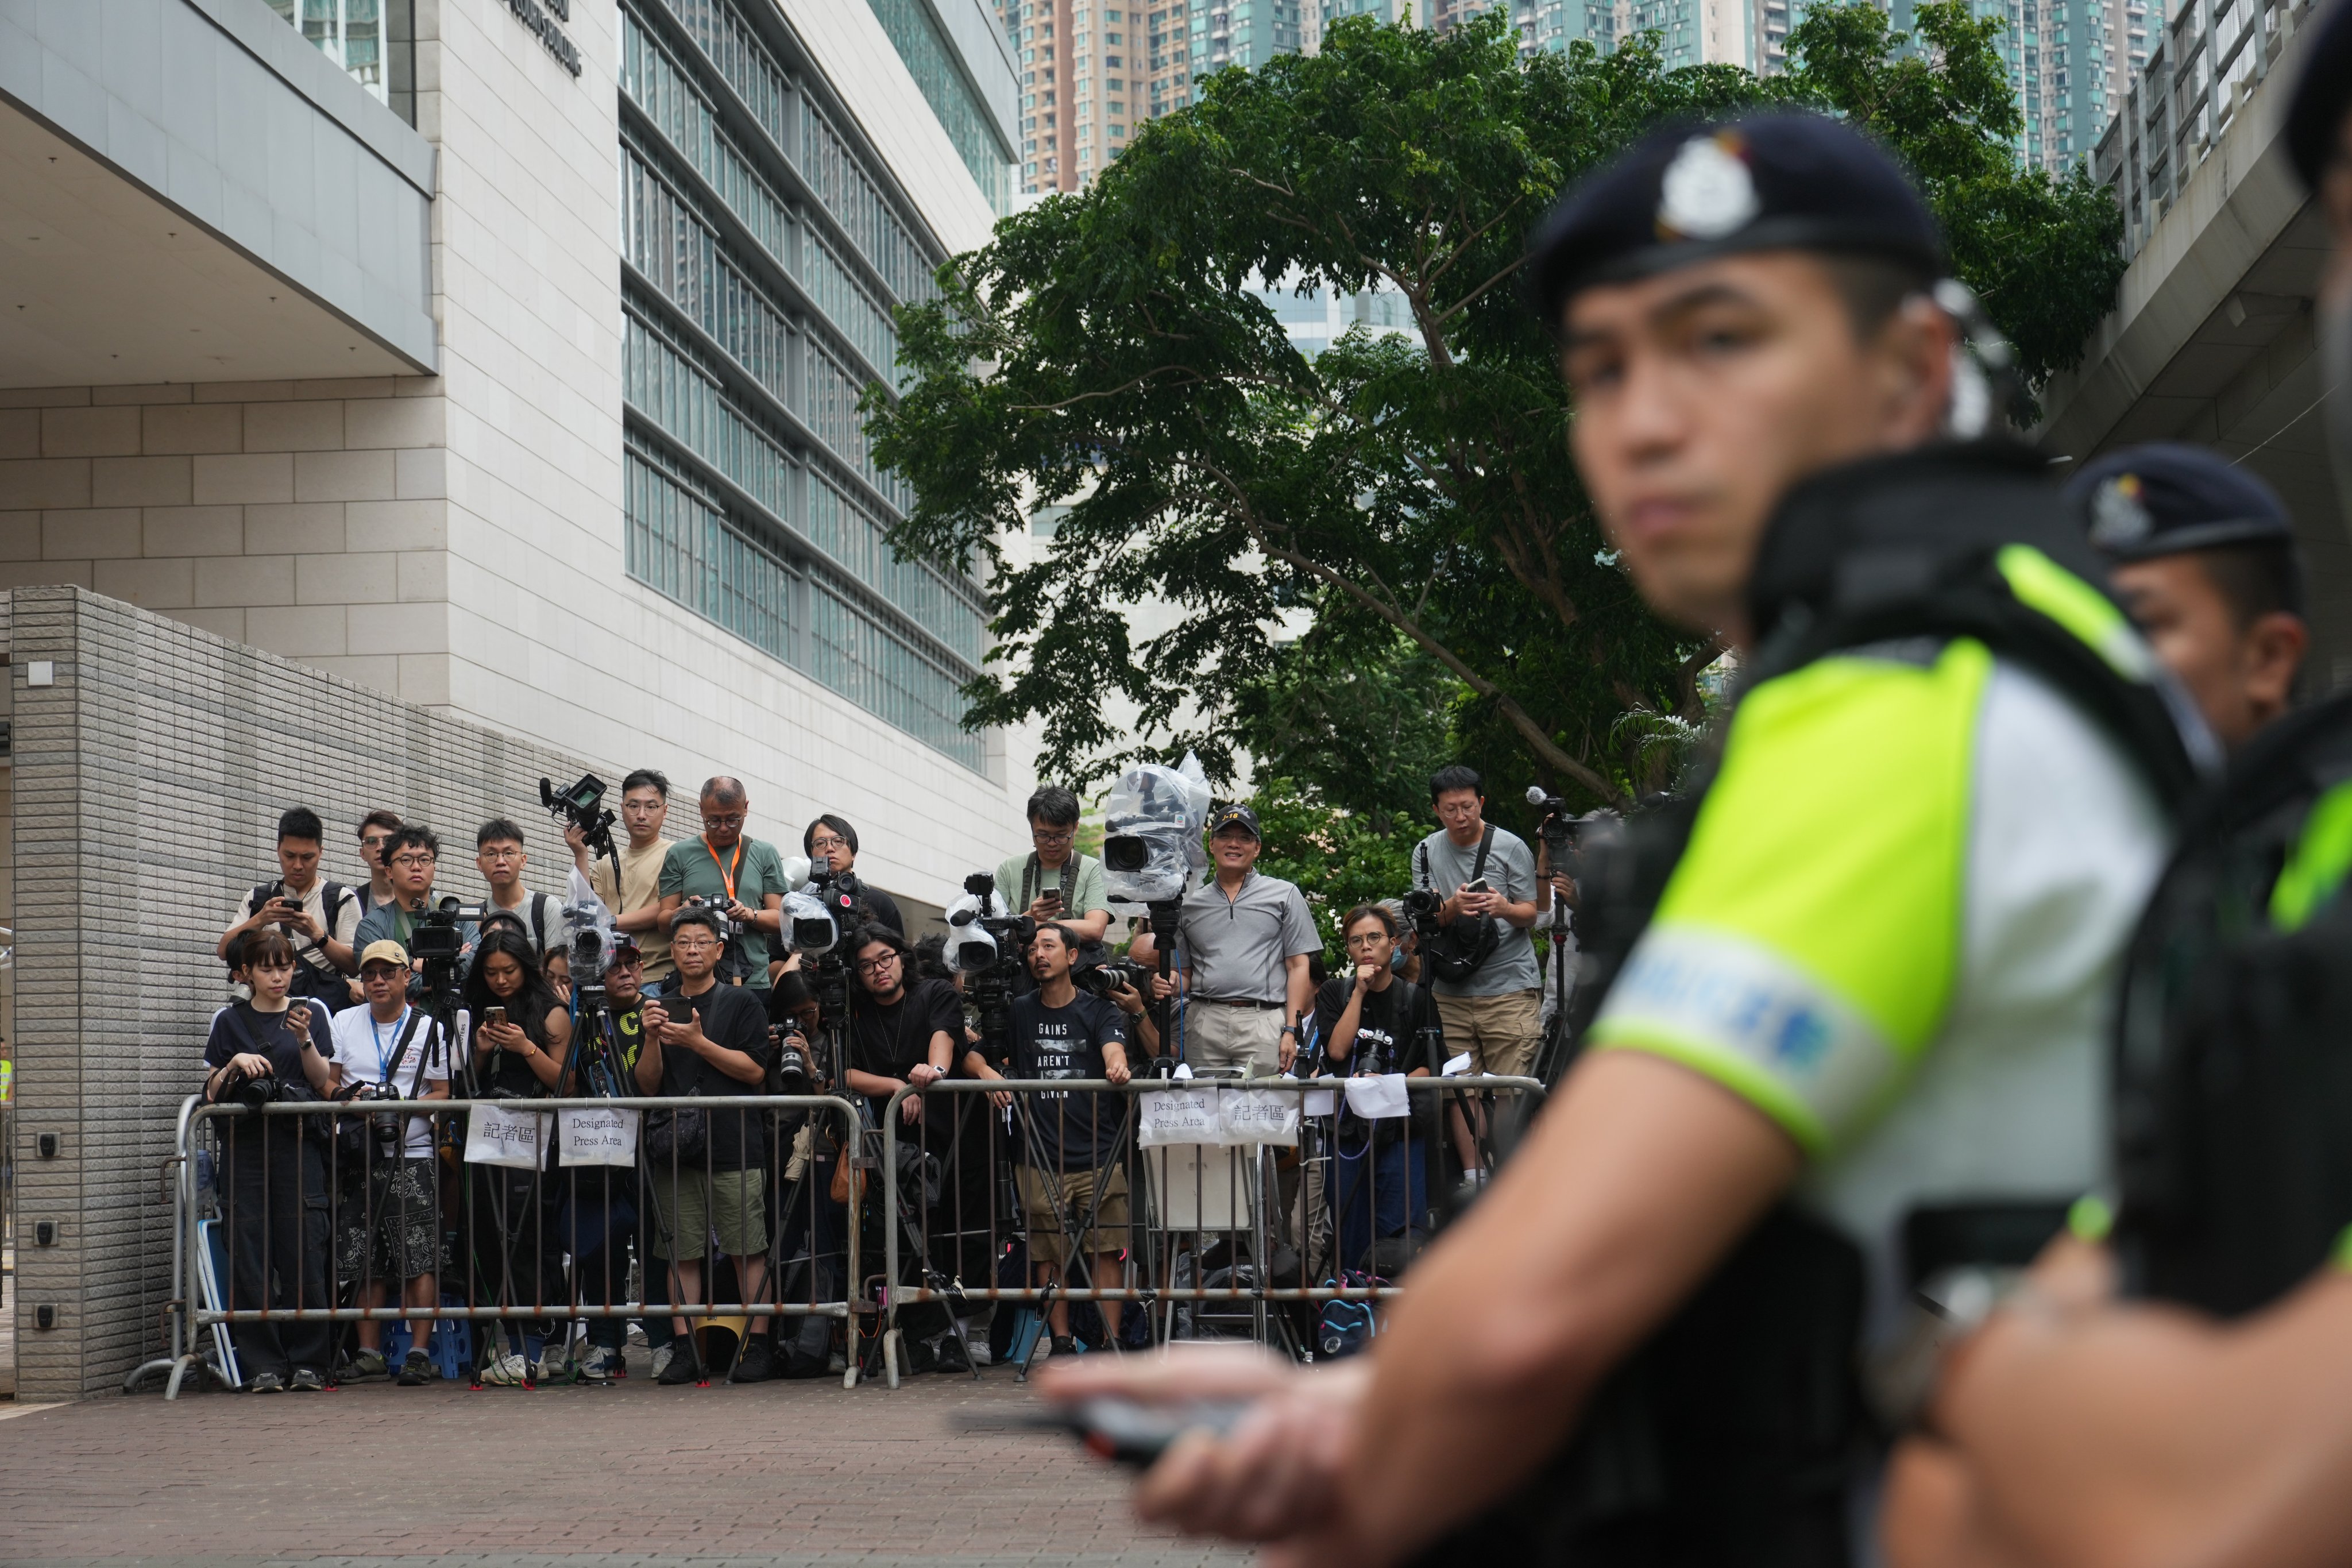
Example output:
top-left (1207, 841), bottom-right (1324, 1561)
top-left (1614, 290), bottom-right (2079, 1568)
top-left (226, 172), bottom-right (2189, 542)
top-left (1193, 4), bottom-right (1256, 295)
top-left (484, 1006), bottom-right (508, 1029)
top-left (1464, 877), bottom-right (1493, 895)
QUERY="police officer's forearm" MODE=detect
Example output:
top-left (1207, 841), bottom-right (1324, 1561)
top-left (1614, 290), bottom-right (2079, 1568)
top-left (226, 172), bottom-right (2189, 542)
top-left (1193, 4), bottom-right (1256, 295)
top-left (1335, 1051), bottom-right (1798, 1561)
top-left (1907, 1272), bottom-right (2352, 1568)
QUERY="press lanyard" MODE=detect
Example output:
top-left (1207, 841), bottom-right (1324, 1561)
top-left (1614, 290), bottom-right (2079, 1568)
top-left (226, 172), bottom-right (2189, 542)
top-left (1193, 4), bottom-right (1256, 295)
top-left (370, 1006), bottom-right (412, 1084)
top-left (704, 837), bottom-right (744, 902)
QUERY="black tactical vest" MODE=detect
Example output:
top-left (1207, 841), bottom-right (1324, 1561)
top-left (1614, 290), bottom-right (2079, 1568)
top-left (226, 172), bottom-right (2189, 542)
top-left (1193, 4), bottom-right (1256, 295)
top-left (2111, 691), bottom-right (2352, 1317)
top-left (1417, 444), bottom-right (2202, 1568)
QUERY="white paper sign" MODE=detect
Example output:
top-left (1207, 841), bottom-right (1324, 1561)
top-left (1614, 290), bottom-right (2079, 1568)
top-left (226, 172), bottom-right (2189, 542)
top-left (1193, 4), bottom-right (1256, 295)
top-left (1137, 1086), bottom-right (1226, 1147)
top-left (558, 1106), bottom-right (640, 1167)
top-left (464, 1104), bottom-right (551, 1168)
top-left (1220, 1086), bottom-right (1301, 1147)
top-left (1302, 1087), bottom-right (1339, 1117)
top-left (1442, 1052), bottom-right (1474, 1078)
top-left (1345, 1073), bottom-right (1411, 1119)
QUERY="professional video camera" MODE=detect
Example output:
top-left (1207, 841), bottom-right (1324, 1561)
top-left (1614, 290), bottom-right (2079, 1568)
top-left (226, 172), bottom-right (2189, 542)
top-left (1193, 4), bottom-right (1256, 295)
top-left (1525, 784), bottom-right (1574, 864)
top-left (540, 773), bottom-right (619, 875)
top-left (948, 873), bottom-right (1027, 1063)
top-left (805, 863), bottom-right (874, 934)
top-left (778, 889), bottom-right (849, 1086)
top-left (1102, 756), bottom-right (1212, 906)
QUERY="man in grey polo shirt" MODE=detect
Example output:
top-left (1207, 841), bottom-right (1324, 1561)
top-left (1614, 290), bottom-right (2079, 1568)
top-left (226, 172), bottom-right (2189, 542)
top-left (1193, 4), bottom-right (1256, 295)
top-left (1144, 804), bottom-right (1320, 1075)
top-left (1412, 766), bottom-right (1542, 1079)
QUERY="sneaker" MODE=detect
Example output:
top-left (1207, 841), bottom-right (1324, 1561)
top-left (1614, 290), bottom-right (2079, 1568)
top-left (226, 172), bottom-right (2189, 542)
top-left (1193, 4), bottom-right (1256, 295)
top-left (649, 1345), bottom-right (674, 1381)
top-left (248, 1371), bottom-right (285, 1394)
top-left (731, 1337), bottom-right (773, 1384)
top-left (397, 1349), bottom-right (435, 1386)
top-left (288, 1368), bottom-right (327, 1392)
top-left (656, 1347), bottom-right (701, 1385)
top-left (345, 1349), bottom-right (388, 1381)
top-left (577, 1345), bottom-right (618, 1381)
top-left (933, 1334), bottom-right (973, 1374)
top-left (480, 1352), bottom-right (530, 1387)
top-left (1049, 1335), bottom-right (1077, 1358)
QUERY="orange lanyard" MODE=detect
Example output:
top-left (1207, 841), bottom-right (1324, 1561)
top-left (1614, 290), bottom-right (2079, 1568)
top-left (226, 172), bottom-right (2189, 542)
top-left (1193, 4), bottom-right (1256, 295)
top-left (704, 837), bottom-right (744, 902)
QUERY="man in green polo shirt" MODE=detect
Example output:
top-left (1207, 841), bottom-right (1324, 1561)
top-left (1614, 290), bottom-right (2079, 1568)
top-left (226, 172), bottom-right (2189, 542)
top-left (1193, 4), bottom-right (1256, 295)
top-left (656, 776), bottom-right (789, 990)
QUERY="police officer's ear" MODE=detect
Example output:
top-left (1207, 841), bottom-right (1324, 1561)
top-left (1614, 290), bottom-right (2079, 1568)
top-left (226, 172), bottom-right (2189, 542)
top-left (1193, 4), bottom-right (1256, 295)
top-left (1861, 292), bottom-right (1961, 453)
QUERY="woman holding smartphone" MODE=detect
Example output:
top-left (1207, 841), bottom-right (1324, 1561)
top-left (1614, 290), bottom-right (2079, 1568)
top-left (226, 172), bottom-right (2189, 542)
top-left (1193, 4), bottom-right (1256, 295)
top-left (459, 928), bottom-right (573, 1384)
top-left (202, 926), bottom-right (338, 1392)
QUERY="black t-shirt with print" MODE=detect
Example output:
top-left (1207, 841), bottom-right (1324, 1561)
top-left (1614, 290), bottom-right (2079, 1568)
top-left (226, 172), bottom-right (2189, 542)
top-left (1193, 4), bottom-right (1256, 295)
top-left (1007, 990), bottom-right (1129, 1171)
top-left (1312, 975), bottom-right (1443, 1146)
top-left (651, 979), bottom-right (774, 1171)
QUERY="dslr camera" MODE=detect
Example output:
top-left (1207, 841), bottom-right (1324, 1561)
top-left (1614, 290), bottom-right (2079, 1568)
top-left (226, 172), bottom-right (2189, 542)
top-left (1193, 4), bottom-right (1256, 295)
top-left (1400, 886), bottom-right (1446, 944)
top-left (768, 1025), bottom-right (814, 1095)
top-left (1073, 957), bottom-right (1148, 1001)
top-left (220, 1061), bottom-right (280, 1111)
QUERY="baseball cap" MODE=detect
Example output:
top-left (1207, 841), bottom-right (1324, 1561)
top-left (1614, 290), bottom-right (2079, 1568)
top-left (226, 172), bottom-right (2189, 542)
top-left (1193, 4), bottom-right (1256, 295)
top-left (1207, 803), bottom-right (1262, 840)
top-left (603, 929), bottom-right (643, 970)
top-left (358, 939), bottom-right (410, 970)
top-left (1523, 111), bottom-right (1945, 325)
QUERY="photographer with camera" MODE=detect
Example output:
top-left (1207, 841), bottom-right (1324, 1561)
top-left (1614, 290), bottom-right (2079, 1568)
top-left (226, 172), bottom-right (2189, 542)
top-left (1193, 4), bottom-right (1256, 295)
top-left (1315, 905), bottom-right (1446, 1273)
top-left (220, 807), bottom-right (361, 1013)
top-left (203, 927), bottom-right (339, 1392)
top-left (325, 939), bottom-right (451, 1387)
top-left (658, 778), bottom-right (790, 991)
top-left (475, 819), bottom-right (565, 957)
top-left (568, 768), bottom-right (675, 984)
top-left (805, 813), bottom-right (906, 937)
top-left (1412, 767), bottom-right (1543, 1080)
top-left (353, 826), bottom-right (464, 961)
top-left (635, 906), bottom-right (777, 1384)
top-left (1009, 923), bottom-right (1132, 1357)
top-left (461, 927), bottom-right (573, 1385)
top-left (997, 787), bottom-right (1112, 943)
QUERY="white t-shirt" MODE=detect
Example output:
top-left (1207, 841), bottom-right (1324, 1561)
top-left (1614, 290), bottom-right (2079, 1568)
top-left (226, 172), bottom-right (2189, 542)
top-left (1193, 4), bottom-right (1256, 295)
top-left (327, 1004), bottom-right (452, 1158)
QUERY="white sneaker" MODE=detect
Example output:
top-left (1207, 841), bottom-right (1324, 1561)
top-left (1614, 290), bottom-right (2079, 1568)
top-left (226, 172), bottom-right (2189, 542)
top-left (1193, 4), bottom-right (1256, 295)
top-left (650, 1345), bottom-right (674, 1381)
top-left (577, 1345), bottom-right (617, 1380)
top-left (535, 1343), bottom-right (576, 1382)
top-left (480, 1351), bottom-right (530, 1387)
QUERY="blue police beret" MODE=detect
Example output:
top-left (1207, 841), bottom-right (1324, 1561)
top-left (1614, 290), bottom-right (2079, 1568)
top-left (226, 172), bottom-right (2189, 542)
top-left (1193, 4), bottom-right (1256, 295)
top-left (2286, 0), bottom-right (2352, 190)
top-left (2064, 442), bottom-right (2296, 561)
top-left (1523, 111), bottom-right (1945, 324)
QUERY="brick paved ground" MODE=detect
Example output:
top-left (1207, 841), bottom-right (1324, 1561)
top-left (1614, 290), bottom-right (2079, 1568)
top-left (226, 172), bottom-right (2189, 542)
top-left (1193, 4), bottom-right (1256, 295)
top-left (0, 1360), bottom-right (1250, 1567)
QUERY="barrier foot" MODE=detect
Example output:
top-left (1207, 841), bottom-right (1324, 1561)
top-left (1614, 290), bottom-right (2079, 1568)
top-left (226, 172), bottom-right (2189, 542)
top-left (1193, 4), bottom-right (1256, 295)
top-left (123, 1357), bottom-right (178, 1396)
top-left (883, 1328), bottom-right (902, 1391)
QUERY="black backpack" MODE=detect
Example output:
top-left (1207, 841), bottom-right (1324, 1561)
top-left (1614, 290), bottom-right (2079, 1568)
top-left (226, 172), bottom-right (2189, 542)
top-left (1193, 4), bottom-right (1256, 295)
top-left (1415, 831), bottom-right (1500, 983)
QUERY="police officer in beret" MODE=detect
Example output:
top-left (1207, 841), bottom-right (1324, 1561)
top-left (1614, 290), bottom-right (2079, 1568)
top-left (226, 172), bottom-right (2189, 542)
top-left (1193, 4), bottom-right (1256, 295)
top-left (1045, 109), bottom-right (2205, 1568)
top-left (2069, 442), bottom-right (2309, 750)
top-left (1879, 4), bottom-right (2352, 1562)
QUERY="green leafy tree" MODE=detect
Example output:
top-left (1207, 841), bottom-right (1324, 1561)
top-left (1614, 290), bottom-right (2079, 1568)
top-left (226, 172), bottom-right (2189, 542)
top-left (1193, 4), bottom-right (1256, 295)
top-left (1230, 618), bottom-right (1464, 833)
top-left (1250, 777), bottom-right (1423, 967)
top-left (868, 7), bottom-right (2123, 816)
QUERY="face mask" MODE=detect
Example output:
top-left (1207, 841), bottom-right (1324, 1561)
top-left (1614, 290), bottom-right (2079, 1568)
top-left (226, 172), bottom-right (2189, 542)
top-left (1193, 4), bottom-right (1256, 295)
top-left (2325, 299), bottom-right (2352, 512)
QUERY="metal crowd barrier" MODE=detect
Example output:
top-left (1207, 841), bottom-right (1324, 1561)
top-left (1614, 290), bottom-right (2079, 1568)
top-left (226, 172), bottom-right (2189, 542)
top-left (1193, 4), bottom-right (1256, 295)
top-left (136, 1091), bottom-right (864, 1399)
top-left (875, 1074), bottom-right (1545, 1388)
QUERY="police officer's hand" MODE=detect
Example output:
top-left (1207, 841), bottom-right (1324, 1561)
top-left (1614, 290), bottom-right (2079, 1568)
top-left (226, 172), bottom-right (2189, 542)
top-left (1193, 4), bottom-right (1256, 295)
top-left (1042, 1349), bottom-right (1368, 1548)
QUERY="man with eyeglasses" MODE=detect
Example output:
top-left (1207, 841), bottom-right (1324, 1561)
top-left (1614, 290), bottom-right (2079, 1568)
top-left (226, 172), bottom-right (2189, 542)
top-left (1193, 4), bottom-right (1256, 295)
top-left (475, 818), bottom-right (563, 958)
top-left (656, 777), bottom-right (790, 991)
top-left (567, 768), bottom-right (677, 985)
top-left (996, 785), bottom-right (1111, 945)
top-left (841, 926), bottom-right (958, 1126)
top-left (803, 813), bottom-right (906, 938)
top-left (352, 825), bottom-right (462, 966)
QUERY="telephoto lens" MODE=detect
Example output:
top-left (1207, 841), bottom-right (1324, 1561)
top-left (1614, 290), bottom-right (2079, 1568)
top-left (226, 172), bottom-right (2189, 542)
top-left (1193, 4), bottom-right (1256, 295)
top-left (771, 1028), bottom-right (813, 1094)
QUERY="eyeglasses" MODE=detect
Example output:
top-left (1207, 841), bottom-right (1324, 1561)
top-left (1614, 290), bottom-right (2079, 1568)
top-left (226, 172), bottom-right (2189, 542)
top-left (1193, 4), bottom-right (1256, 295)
top-left (810, 834), bottom-right (849, 852)
top-left (389, 853), bottom-right (436, 868)
top-left (360, 835), bottom-right (392, 849)
top-left (478, 847), bottom-right (522, 862)
top-left (704, 813), bottom-right (747, 829)
top-left (1030, 828), bottom-right (1076, 844)
top-left (855, 952), bottom-right (900, 975)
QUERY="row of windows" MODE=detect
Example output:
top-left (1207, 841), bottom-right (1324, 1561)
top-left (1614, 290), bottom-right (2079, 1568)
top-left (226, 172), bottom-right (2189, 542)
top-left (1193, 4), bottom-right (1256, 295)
top-left (622, 142), bottom-right (797, 415)
top-left (803, 335), bottom-right (906, 509)
top-left (639, 0), bottom-right (937, 306)
top-left (865, 0), bottom-right (1017, 216)
top-left (627, 298), bottom-right (981, 666)
top-left (627, 441), bottom-right (986, 773)
top-left (809, 577), bottom-right (986, 771)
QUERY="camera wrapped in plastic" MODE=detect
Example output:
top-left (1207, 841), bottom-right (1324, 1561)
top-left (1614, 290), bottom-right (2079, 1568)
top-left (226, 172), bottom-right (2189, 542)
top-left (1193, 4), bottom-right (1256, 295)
top-left (781, 890), bottom-right (839, 956)
top-left (1102, 752), bottom-right (1213, 906)
top-left (944, 882), bottom-right (1015, 974)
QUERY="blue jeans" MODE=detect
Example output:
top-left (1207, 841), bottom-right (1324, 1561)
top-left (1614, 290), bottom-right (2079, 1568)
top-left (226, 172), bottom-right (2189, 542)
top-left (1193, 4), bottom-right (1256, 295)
top-left (1328, 1127), bottom-right (1426, 1276)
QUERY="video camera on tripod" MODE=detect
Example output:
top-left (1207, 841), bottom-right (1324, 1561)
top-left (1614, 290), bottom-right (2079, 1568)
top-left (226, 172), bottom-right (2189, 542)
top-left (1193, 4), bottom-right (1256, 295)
top-left (947, 874), bottom-right (1028, 1062)
top-left (1102, 756), bottom-right (1212, 1072)
top-left (541, 773), bottom-right (619, 876)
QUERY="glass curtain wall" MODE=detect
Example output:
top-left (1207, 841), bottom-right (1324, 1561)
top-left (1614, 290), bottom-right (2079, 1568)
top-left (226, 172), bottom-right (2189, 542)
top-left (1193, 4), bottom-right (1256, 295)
top-left (266, 0), bottom-right (417, 124)
top-left (620, 0), bottom-right (988, 770)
